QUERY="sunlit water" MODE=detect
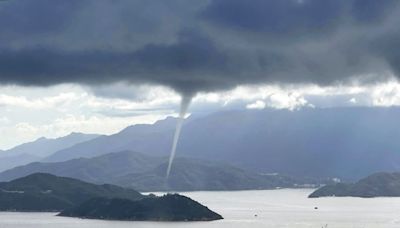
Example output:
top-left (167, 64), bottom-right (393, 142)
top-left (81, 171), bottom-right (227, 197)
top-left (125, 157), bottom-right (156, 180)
top-left (1, 189), bottom-right (399, 228)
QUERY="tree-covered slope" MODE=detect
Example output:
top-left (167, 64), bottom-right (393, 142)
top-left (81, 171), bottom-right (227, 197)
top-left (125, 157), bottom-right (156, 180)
top-left (309, 172), bottom-right (400, 198)
top-left (59, 194), bottom-right (223, 221)
top-left (0, 151), bottom-right (313, 191)
top-left (0, 173), bottom-right (143, 211)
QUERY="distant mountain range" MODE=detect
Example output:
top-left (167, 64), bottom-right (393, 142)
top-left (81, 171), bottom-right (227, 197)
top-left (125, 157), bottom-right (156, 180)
top-left (0, 151), bottom-right (162, 185)
top-left (43, 117), bottom-right (178, 162)
top-left (39, 107), bottom-right (400, 180)
top-left (0, 133), bottom-right (100, 172)
top-left (0, 151), bottom-right (316, 191)
top-left (309, 172), bottom-right (400, 198)
top-left (3, 107), bottom-right (400, 181)
top-left (1, 132), bottom-right (100, 158)
top-left (0, 154), bottom-right (41, 173)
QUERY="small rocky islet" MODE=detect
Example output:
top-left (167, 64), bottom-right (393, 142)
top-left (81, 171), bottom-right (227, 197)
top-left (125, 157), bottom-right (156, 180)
top-left (59, 194), bottom-right (223, 221)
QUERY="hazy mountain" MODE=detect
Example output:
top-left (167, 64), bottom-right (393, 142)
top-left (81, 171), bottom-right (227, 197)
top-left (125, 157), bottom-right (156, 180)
top-left (115, 158), bottom-right (307, 191)
top-left (175, 107), bottom-right (400, 180)
top-left (41, 107), bottom-right (400, 180)
top-left (309, 172), bottom-right (400, 198)
top-left (0, 151), bottom-right (163, 184)
top-left (0, 151), bottom-right (313, 191)
top-left (59, 194), bottom-right (223, 221)
top-left (0, 133), bottom-right (100, 172)
top-left (2, 132), bottom-right (100, 158)
top-left (0, 154), bottom-right (41, 173)
top-left (44, 118), bottom-right (177, 162)
top-left (0, 173), bottom-right (143, 211)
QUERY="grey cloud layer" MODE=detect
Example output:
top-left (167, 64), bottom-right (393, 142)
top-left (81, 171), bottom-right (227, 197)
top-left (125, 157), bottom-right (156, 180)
top-left (0, 0), bottom-right (399, 95)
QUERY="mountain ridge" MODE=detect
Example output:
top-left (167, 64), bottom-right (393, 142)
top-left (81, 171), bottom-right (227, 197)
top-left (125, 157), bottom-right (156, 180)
top-left (43, 117), bottom-right (180, 162)
top-left (0, 150), bottom-right (319, 191)
top-left (0, 133), bottom-right (101, 172)
top-left (41, 107), bottom-right (400, 180)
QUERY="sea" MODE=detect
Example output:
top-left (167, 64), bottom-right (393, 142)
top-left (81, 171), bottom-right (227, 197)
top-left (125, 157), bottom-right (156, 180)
top-left (0, 189), bottom-right (399, 228)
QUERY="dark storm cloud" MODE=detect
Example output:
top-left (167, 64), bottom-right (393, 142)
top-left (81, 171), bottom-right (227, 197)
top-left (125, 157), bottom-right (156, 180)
top-left (351, 0), bottom-right (398, 23)
top-left (0, 0), bottom-right (81, 38)
top-left (201, 0), bottom-right (346, 36)
top-left (0, 29), bottom-right (228, 95)
top-left (202, 0), bottom-right (398, 34)
top-left (0, 0), bottom-right (400, 95)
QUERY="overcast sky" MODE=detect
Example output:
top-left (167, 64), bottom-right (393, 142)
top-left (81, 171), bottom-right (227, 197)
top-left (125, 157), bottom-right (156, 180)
top-left (1, 0), bottom-right (400, 149)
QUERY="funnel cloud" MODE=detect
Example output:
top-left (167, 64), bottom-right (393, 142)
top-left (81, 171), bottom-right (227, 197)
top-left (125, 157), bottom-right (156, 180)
top-left (166, 96), bottom-right (192, 179)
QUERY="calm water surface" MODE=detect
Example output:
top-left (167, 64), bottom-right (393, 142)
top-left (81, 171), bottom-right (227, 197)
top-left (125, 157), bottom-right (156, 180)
top-left (0, 189), bottom-right (399, 228)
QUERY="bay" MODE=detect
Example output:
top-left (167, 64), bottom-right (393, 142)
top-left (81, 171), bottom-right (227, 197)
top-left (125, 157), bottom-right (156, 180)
top-left (0, 189), bottom-right (399, 228)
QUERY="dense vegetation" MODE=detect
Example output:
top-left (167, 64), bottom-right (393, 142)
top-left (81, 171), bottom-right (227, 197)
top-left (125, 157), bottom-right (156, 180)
top-left (59, 194), bottom-right (223, 221)
top-left (0, 173), bottom-right (143, 211)
top-left (309, 172), bottom-right (400, 198)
